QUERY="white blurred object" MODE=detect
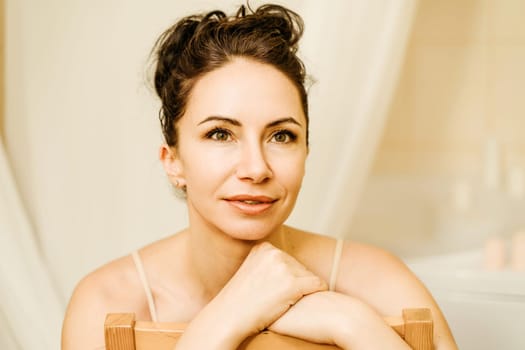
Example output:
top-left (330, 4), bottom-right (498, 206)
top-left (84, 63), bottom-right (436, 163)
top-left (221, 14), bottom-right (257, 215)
top-left (483, 138), bottom-right (501, 190)
top-left (484, 236), bottom-right (506, 271)
top-left (408, 250), bottom-right (525, 350)
top-left (511, 230), bottom-right (525, 271)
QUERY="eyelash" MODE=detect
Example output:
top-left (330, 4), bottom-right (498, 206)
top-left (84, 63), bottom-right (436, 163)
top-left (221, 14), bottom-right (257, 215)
top-left (204, 127), bottom-right (298, 143)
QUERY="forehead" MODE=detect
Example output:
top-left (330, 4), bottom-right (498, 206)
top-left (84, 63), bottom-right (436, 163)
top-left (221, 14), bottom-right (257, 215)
top-left (183, 58), bottom-right (305, 125)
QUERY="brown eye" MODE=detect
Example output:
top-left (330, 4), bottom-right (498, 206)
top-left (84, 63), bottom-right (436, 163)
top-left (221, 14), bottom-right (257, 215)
top-left (206, 128), bottom-right (232, 142)
top-left (271, 130), bottom-right (297, 143)
top-left (213, 130), bottom-right (229, 141)
top-left (274, 133), bottom-right (288, 143)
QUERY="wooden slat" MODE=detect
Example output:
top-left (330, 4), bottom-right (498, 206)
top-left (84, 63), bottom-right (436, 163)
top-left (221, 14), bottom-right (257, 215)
top-left (134, 321), bottom-right (185, 350)
top-left (105, 308), bottom-right (432, 350)
top-left (384, 315), bottom-right (405, 337)
top-left (240, 331), bottom-right (341, 349)
top-left (133, 324), bottom-right (341, 350)
top-left (105, 314), bottom-right (136, 350)
top-left (402, 308), bottom-right (434, 350)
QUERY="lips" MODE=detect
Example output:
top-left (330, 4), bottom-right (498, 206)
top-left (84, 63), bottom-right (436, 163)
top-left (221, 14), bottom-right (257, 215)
top-left (224, 195), bottom-right (278, 215)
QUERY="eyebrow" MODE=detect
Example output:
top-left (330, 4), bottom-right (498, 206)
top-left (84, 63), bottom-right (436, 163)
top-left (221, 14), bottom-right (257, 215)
top-left (198, 116), bottom-right (302, 128)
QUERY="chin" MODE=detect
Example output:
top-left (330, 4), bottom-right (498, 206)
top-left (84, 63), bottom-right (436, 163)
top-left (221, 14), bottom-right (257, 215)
top-left (222, 221), bottom-right (281, 242)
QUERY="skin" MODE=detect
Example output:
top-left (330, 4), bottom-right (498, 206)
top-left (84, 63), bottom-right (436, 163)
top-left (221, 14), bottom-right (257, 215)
top-left (61, 57), bottom-right (458, 349)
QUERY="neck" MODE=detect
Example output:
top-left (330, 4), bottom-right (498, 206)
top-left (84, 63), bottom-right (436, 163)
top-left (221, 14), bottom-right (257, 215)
top-left (185, 222), bottom-right (288, 301)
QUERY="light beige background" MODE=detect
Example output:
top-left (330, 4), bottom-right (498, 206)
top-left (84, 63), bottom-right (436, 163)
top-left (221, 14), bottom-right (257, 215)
top-left (350, 0), bottom-right (525, 257)
top-left (376, 0), bottom-right (525, 176)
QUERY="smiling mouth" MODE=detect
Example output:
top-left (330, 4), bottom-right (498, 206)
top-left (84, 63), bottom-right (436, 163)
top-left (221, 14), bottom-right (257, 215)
top-left (226, 195), bottom-right (276, 203)
top-left (224, 195), bottom-right (278, 215)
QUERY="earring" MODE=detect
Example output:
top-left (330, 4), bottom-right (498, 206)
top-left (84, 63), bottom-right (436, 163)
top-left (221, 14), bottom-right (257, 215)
top-left (175, 180), bottom-right (180, 187)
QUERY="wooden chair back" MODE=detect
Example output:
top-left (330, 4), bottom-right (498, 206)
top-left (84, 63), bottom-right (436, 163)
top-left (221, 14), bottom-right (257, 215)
top-left (105, 308), bottom-right (433, 350)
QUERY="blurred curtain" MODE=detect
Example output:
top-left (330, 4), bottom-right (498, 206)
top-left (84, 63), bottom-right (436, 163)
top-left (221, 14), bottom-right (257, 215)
top-left (292, 0), bottom-right (418, 236)
top-left (0, 141), bottom-right (63, 348)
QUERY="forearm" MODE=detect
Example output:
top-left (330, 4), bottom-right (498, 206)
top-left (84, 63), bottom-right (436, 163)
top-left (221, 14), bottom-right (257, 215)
top-left (333, 296), bottom-right (411, 349)
top-left (269, 291), bottom-right (412, 350)
top-left (174, 299), bottom-right (251, 350)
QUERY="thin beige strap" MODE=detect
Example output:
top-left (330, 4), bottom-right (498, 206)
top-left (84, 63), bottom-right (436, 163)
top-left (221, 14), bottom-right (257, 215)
top-left (132, 251), bottom-right (159, 322)
top-left (328, 238), bottom-right (345, 291)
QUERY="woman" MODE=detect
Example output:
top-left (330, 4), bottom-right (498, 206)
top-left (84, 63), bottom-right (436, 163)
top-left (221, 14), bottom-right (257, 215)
top-left (62, 4), bottom-right (457, 349)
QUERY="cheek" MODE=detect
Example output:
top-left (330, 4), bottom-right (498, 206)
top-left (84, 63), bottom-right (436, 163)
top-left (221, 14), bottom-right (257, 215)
top-left (182, 146), bottom-right (236, 184)
top-left (273, 154), bottom-right (306, 190)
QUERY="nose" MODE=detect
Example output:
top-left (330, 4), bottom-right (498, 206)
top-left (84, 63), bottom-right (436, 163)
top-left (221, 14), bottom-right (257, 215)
top-left (236, 142), bottom-right (273, 184)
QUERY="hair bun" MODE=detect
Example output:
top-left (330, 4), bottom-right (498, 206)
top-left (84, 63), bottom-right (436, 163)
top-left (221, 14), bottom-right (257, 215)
top-left (251, 4), bottom-right (304, 51)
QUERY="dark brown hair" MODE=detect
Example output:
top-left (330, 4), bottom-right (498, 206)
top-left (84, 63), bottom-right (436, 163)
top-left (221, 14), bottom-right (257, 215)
top-left (151, 3), bottom-right (309, 147)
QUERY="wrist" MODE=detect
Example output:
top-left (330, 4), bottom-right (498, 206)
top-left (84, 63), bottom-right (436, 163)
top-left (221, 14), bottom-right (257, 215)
top-left (176, 300), bottom-right (251, 349)
top-left (324, 293), bottom-right (361, 348)
top-left (333, 298), bottom-right (411, 350)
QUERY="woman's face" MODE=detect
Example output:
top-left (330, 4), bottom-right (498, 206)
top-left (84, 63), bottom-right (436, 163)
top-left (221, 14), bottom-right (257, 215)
top-left (163, 58), bottom-right (308, 240)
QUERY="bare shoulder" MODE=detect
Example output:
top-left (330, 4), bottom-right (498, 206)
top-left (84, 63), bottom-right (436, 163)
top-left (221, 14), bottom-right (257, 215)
top-left (285, 228), bottom-right (414, 299)
top-left (285, 228), bottom-right (456, 347)
top-left (338, 240), bottom-right (457, 348)
top-left (335, 241), bottom-right (430, 311)
top-left (61, 254), bottom-right (146, 350)
top-left (285, 226), bottom-right (427, 312)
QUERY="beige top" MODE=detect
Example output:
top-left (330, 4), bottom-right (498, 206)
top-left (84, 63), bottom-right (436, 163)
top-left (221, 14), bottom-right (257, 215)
top-left (132, 238), bottom-right (345, 322)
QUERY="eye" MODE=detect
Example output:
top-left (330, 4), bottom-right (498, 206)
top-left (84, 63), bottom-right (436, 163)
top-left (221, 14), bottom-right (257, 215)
top-left (271, 130), bottom-right (297, 143)
top-left (206, 127), bottom-right (232, 142)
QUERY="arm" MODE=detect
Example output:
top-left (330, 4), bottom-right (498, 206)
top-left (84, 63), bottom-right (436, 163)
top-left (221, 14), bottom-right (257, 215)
top-left (62, 256), bottom-right (148, 350)
top-left (269, 291), bottom-right (412, 349)
top-left (62, 274), bottom-right (110, 350)
top-left (339, 247), bottom-right (457, 349)
top-left (269, 244), bottom-right (458, 349)
top-left (174, 242), bottom-right (327, 349)
top-left (62, 242), bottom-right (325, 350)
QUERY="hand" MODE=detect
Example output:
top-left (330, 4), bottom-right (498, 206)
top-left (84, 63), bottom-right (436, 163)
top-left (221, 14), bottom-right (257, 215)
top-left (175, 242), bottom-right (327, 349)
top-left (268, 291), bottom-right (346, 345)
top-left (216, 242), bottom-right (328, 335)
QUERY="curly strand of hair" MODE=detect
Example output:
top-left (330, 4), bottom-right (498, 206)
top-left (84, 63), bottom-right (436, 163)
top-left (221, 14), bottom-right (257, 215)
top-left (256, 4), bottom-right (303, 48)
top-left (236, 4), bottom-right (247, 18)
top-left (203, 10), bottom-right (227, 22)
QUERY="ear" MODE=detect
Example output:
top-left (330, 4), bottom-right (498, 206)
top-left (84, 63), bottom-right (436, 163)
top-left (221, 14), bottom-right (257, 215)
top-left (159, 144), bottom-right (186, 188)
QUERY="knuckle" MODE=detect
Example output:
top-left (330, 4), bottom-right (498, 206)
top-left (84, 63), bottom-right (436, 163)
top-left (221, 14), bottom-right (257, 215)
top-left (273, 261), bottom-right (289, 276)
top-left (264, 246), bottom-right (283, 262)
top-left (258, 241), bottom-right (274, 250)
